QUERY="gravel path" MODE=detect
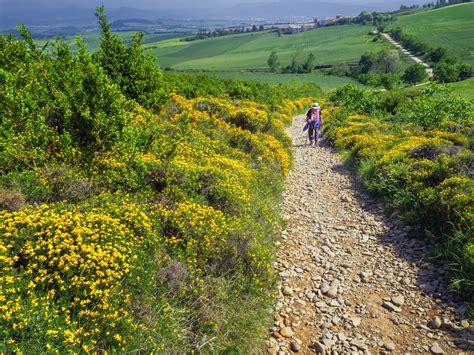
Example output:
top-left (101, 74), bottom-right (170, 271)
top-left (266, 115), bottom-right (473, 354)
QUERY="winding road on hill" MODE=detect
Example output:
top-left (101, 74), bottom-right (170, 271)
top-left (266, 115), bottom-right (473, 354)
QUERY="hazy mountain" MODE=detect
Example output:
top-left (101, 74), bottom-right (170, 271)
top-left (0, 0), bottom-right (431, 29)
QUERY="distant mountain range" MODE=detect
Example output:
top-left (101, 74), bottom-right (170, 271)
top-left (0, 0), bottom-right (428, 29)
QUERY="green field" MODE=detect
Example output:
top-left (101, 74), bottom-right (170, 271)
top-left (36, 31), bottom-right (188, 53)
top-left (147, 24), bottom-right (385, 70)
top-left (388, 3), bottom-right (474, 63)
top-left (199, 70), bottom-right (359, 90)
top-left (448, 77), bottom-right (474, 100)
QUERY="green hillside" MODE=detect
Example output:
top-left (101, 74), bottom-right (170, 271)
top-left (448, 77), bottom-right (474, 100)
top-left (147, 24), bottom-right (385, 70)
top-left (388, 3), bottom-right (474, 63)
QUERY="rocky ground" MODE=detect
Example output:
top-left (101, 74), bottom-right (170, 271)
top-left (266, 115), bottom-right (473, 354)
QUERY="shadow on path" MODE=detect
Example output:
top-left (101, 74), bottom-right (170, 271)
top-left (320, 138), bottom-right (473, 351)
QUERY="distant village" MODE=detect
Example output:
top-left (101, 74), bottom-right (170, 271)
top-left (185, 15), bottom-right (356, 41)
top-left (184, 0), bottom-right (469, 41)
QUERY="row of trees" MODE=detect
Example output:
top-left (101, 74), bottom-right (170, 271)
top-left (267, 50), bottom-right (316, 74)
top-left (184, 25), bottom-right (266, 41)
top-left (399, 0), bottom-right (469, 12)
top-left (324, 48), bottom-right (429, 89)
top-left (357, 48), bottom-right (429, 88)
top-left (266, 47), bottom-right (429, 88)
top-left (390, 27), bottom-right (473, 83)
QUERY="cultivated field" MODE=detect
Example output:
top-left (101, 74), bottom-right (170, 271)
top-left (147, 24), bottom-right (386, 70)
top-left (388, 3), bottom-right (474, 63)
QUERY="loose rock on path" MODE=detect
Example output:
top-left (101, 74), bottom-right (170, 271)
top-left (266, 115), bottom-right (473, 354)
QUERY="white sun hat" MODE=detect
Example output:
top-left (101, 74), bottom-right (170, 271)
top-left (312, 102), bottom-right (320, 108)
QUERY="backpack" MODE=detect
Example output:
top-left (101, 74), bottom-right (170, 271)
top-left (307, 108), bottom-right (320, 121)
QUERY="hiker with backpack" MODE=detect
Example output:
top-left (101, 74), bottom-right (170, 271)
top-left (304, 102), bottom-right (323, 147)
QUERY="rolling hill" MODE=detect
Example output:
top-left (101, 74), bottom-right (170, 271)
top-left (146, 24), bottom-right (385, 70)
top-left (387, 3), bottom-right (474, 63)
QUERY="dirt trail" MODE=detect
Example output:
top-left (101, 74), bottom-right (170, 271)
top-left (266, 115), bottom-right (473, 354)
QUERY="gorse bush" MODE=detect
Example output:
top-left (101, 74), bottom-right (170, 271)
top-left (326, 84), bottom-right (474, 300)
top-left (0, 11), bottom-right (316, 353)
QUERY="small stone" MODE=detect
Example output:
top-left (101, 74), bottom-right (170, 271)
top-left (321, 321), bottom-right (332, 329)
top-left (337, 332), bottom-right (347, 341)
top-left (384, 343), bottom-right (395, 351)
top-left (280, 327), bottom-right (294, 338)
top-left (456, 304), bottom-right (469, 316)
top-left (320, 284), bottom-right (330, 294)
top-left (460, 319), bottom-right (470, 328)
top-left (351, 317), bottom-right (361, 327)
top-left (382, 301), bottom-right (402, 313)
top-left (322, 338), bottom-right (334, 347)
top-left (312, 342), bottom-right (325, 354)
top-left (429, 316), bottom-right (442, 329)
top-left (267, 346), bottom-right (279, 354)
top-left (290, 340), bottom-right (301, 352)
top-left (391, 295), bottom-right (405, 307)
top-left (350, 339), bottom-right (368, 350)
top-left (283, 286), bottom-right (293, 296)
top-left (430, 343), bottom-right (444, 354)
top-left (341, 194), bottom-right (352, 202)
top-left (326, 287), bottom-right (338, 298)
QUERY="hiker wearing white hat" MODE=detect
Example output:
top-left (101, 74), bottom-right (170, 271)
top-left (304, 102), bottom-right (323, 147)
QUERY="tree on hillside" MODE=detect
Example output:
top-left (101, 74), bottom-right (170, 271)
top-left (94, 6), bottom-right (166, 111)
top-left (354, 11), bottom-right (373, 25)
top-left (304, 53), bottom-right (316, 73)
top-left (428, 47), bottom-right (449, 63)
top-left (434, 62), bottom-right (460, 82)
top-left (289, 49), bottom-right (306, 73)
top-left (403, 64), bottom-right (428, 85)
top-left (359, 48), bottom-right (400, 74)
top-left (267, 51), bottom-right (280, 73)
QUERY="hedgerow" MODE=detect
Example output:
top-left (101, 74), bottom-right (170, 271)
top-left (0, 12), bottom-right (315, 352)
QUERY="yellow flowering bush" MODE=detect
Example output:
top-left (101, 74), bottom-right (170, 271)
top-left (156, 202), bottom-right (239, 273)
top-left (228, 107), bottom-right (269, 133)
top-left (0, 90), bottom-right (314, 352)
top-left (0, 199), bottom-right (155, 351)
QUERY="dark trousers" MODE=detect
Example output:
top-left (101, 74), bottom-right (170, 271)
top-left (308, 121), bottom-right (320, 141)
